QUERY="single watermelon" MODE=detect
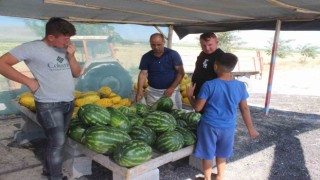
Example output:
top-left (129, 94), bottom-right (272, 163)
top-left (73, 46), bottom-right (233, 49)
top-left (144, 111), bottom-right (177, 133)
top-left (131, 103), bottom-right (149, 117)
top-left (170, 109), bottom-right (185, 119)
top-left (155, 130), bottom-right (184, 152)
top-left (77, 104), bottom-right (111, 126)
top-left (126, 113), bottom-right (144, 126)
top-left (68, 118), bottom-right (83, 127)
top-left (129, 126), bottom-right (157, 146)
top-left (107, 107), bottom-right (132, 132)
top-left (127, 105), bottom-right (137, 114)
top-left (113, 140), bottom-right (152, 167)
top-left (82, 126), bottom-right (131, 155)
top-left (182, 111), bottom-right (201, 130)
top-left (151, 96), bottom-right (173, 112)
top-left (118, 106), bottom-right (131, 115)
top-left (67, 122), bottom-right (88, 143)
top-left (176, 119), bottom-right (188, 128)
top-left (175, 126), bottom-right (196, 146)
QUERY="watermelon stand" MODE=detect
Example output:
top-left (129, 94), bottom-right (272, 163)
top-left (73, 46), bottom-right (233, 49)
top-left (11, 100), bottom-right (205, 180)
top-left (65, 138), bottom-right (195, 179)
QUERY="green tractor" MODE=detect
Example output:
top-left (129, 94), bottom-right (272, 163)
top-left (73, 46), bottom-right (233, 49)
top-left (72, 36), bottom-right (132, 97)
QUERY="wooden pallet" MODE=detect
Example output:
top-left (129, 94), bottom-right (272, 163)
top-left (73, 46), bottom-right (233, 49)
top-left (70, 139), bottom-right (194, 179)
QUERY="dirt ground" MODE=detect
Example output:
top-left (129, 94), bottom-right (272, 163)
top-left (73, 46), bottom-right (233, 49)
top-left (0, 60), bottom-right (320, 180)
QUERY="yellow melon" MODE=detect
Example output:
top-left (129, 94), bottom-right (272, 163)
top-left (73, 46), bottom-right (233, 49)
top-left (182, 97), bottom-right (190, 104)
top-left (98, 86), bottom-right (112, 98)
top-left (94, 98), bottom-right (113, 107)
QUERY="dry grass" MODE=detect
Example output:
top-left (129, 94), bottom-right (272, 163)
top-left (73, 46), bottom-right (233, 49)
top-left (1, 42), bottom-right (319, 92)
top-left (114, 44), bottom-right (150, 69)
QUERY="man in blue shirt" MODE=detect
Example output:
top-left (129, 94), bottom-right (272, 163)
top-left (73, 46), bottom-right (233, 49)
top-left (135, 33), bottom-right (185, 109)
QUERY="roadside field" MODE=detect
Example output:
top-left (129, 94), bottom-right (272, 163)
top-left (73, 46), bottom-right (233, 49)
top-left (0, 41), bottom-right (320, 180)
top-left (1, 42), bottom-right (319, 94)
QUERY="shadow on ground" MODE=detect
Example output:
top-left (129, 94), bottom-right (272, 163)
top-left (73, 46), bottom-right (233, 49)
top-left (230, 106), bottom-right (320, 180)
top-left (156, 105), bottom-right (320, 180)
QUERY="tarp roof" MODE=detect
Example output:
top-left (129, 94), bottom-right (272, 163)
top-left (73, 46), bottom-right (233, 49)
top-left (0, 0), bottom-right (319, 38)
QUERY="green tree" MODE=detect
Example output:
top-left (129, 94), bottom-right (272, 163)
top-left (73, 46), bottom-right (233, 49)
top-left (216, 32), bottom-right (241, 52)
top-left (297, 44), bottom-right (319, 63)
top-left (24, 19), bottom-right (46, 37)
top-left (193, 31), bottom-right (240, 52)
top-left (265, 39), bottom-right (294, 58)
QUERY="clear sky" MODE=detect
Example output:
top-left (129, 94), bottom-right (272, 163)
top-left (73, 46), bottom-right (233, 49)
top-left (236, 30), bottom-right (320, 48)
top-left (1, 15), bottom-right (320, 49)
top-left (173, 30), bottom-right (320, 49)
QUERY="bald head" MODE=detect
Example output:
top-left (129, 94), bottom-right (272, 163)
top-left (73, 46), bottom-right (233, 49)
top-left (149, 33), bottom-right (166, 57)
top-left (150, 33), bottom-right (165, 43)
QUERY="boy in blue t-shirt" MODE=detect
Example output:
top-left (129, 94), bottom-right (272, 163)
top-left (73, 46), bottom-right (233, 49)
top-left (187, 53), bottom-right (260, 180)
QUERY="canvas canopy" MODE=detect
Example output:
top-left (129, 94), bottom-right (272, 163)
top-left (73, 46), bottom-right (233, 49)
top-left (1, 0), bottom-right (319, 115)
top-left (0, 0), bottom-right (319, 38)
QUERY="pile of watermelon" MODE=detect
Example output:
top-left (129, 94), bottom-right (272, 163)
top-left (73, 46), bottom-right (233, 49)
top-left (67, 96), bottom-right (201, 167)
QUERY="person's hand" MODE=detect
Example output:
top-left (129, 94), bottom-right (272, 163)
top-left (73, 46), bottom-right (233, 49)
top-left (135, 92), bottom-right (143, 103)
top-left (27, 78), bottom-right (40, 93)
top-left (164, 87), bottom-right (174, 97)
top-left (66, 43), bottom-right (76, 57)
top-left (186, 83), bottom-right (196, 98)
top-left (248, 128), bottom-right (260, 139)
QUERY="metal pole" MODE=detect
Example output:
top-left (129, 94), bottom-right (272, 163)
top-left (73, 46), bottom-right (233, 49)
top-left (167, 25), bottom-right (173, 48)
top-left (264, 20), bottom-right (281, 115)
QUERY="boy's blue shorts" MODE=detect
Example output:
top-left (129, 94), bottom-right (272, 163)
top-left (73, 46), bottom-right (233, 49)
top-left (194, 121), bottom-right (235, 160)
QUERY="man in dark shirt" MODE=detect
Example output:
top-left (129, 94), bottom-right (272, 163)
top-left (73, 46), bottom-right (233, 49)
top-left (135, 33), bottom-right (185, 109)
top-left (192, 32), bottom-right (224, 97)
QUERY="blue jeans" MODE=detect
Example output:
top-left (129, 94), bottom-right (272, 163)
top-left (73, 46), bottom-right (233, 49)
top-left (35, 101), bottom-right (74, 180)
